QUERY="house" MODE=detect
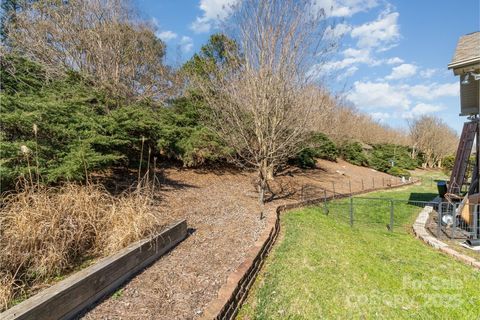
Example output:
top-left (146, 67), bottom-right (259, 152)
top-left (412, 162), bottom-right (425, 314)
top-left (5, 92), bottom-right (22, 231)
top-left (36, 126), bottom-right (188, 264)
top-left (448, 32), bottom-right (480, 241)
top-left (447, 32), bottom-right (479, 196)
top-left (448, 31), bottom-right (480, 116)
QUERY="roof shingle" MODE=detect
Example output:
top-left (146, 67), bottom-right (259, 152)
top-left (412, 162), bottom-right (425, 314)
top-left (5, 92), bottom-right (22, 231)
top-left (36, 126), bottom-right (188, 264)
top-left (449, 31), bottom-right (480, 69)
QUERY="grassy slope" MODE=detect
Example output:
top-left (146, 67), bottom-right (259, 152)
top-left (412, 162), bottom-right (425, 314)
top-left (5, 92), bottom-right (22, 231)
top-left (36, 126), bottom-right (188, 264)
top-left (239, 175), bottom-right (480, 319)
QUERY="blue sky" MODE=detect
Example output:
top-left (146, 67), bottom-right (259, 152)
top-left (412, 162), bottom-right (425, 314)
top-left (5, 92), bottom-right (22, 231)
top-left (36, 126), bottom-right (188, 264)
top-left (137, 0), bottom-right (480, 133)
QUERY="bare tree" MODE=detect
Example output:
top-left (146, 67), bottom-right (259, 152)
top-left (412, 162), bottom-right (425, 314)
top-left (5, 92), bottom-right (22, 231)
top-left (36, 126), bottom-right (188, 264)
top-left (317, 99), bottom-right (410, 146)
top-left (191, 0), bottom-right (335, 203)
top-left (409, 115), bottom-right (458, 168)
top-left (4, 0), bottom-right (176, 103)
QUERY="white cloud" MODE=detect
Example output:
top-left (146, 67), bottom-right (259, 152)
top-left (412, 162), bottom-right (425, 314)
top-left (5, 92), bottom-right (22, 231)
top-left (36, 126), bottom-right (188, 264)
top-left (315, 46), bottom-right (398, 76)
top-left (191, 17), bottom-right (212, 33)
top-left (370, 112), bottom-right (391, 122)
top-left (347, 80), bottom-right (459, 117)
top-left (412, 103), bottom-right (444, 113)
top-left (385, 63), bottom-right (417, 80)
top-left (402, 103), bottom-right (445, 119)
top-left (350, 11), bottom-right (400, 49)
top-left (419, 68), bottom-right (437, 78)
top-left (191, 0), bottom-right (380, 34)
top-left (190, 0), bottom-right (239, 33)
top-left (324, 23), bottom-right (352, 40)
top-left (319, 48), bottom-right (374, 73)
top-left (343, 48), bottom-right (369, 59)
top-left (316, 9), bottom-right (401, 77)
top-left (386, 57), bottom-right (404, 64)
top-left (336, 66), bottom-right (359, 80)
top-left (407, 82), bottom-right (458, 100)
top-left (314, 0), bottom-right (379, 17)
top-left (156, 30), bottom-right (178, 42)
top-left (348, 81), bottom-right (411, 110)
top-left (180, 36), bottom-right (194, 53)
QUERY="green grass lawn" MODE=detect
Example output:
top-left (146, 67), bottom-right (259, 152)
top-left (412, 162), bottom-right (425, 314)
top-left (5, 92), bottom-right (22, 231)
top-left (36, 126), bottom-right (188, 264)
top-left (238, 176), bottom-right (480, 319)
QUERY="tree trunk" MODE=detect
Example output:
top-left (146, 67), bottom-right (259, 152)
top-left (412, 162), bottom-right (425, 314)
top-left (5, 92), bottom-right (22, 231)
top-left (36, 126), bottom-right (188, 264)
top-left (258, 181), bottom-right (265, 205)
top-left (266, 165), bottom-right (274, 180)
top-left (258, 162), bottom-right (267, 205)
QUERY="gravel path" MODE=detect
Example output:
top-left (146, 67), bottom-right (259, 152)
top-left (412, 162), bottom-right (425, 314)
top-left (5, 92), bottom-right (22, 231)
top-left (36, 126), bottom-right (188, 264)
top-left (82, 160), bottom-right (401, 319)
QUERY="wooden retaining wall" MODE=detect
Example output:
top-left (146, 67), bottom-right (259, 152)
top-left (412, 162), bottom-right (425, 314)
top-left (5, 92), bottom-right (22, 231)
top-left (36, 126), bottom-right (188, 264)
top-left (0, 220), bottom-right (188, 320)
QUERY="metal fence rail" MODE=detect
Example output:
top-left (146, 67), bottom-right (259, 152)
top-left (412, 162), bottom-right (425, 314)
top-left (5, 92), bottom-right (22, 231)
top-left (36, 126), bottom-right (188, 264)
top-left (319, 197), bottom-right (479, 240)
top-left (299, 176), bottom-right (479, 242)
top-left (300, 176), bottom-right (413, 201)
top-left (301, 193), bottom-right (478, 243)
top-left (318, 197), bottom-right (432, 232)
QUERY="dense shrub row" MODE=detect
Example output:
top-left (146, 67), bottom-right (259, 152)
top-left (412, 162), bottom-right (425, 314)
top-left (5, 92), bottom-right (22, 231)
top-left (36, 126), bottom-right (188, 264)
top-left (0, 55), bottom-right (422, 189)
top-left (0, 56), bottom-right (231, 189)
top-left (1, 55), bottom-right (426, 190)
top-left (292, 133), bottom-right (339, 168)
top-left (338, 142), bottom-right (421, 177)
top-left (290, 134), bottom-right (421, 177)
top-left (339, 142), bottom-right (369, 167)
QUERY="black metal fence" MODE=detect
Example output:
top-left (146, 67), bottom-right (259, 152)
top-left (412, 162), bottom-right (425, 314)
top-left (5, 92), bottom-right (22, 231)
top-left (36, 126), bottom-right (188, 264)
top-left (300, 176), bottom-right (414, 201)
top-left (309, 196), bottom-right (479, 241)
top-left (316, 197), bottom-right (430, 231)
top-left (327, 199), bottom-right (478, 241)
top-left (298, 175), bottom-right (479, 242)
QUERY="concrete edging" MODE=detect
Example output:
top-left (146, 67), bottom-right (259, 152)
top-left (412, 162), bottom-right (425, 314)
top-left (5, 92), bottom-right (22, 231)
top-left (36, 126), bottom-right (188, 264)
top-left (412, 205), bottom-right (480, 270)
top-left (201, 180), bottom-right (418, 320)
top-left (0, 220), bottom-right (188, 320)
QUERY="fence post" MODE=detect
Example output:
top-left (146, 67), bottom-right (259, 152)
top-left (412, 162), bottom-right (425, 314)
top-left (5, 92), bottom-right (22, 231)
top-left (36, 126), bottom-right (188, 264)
top-left (361, 179), bottom-right (364, 191)
top-left (452, 203), bottom-right (456, 239)
top-left (382, 177), bottom-right (385, 187)
top-left (389, 200), bottom-right (394, 232)
top-left (473, 204), bottom-right (479, 239)
top-left (437, 202), bottom-right (442, 237)
top-left (349, 180), bottom-right (352, 195)
top-left (323, 189), bottom-right (328, 215)
top-left (349, 197), bottom-right (354, 227)
top-left (332, 181), bottom-right (335, 199)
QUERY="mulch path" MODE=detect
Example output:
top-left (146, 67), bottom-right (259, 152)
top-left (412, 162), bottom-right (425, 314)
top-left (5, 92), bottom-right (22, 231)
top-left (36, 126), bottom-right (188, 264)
top-left (81, 160), bottom-right (402, 319)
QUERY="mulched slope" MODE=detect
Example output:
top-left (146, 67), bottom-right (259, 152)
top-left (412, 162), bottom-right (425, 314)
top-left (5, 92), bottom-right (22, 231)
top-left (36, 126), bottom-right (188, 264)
top-left (82, 160), bottom-right (401, 320)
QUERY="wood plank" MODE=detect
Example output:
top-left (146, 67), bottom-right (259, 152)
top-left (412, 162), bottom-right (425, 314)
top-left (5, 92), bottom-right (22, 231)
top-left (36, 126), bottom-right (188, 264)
top-left (0, 220), bottom-right (187, 320)
top-left (449, 121), bottom-right (477, 194)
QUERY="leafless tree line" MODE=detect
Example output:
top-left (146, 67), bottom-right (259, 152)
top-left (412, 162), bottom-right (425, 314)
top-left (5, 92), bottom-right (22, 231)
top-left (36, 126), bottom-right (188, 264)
top-left (315, 96), bottom-right (411, 146)
top-left (408, 115), bottom-right (458, 168)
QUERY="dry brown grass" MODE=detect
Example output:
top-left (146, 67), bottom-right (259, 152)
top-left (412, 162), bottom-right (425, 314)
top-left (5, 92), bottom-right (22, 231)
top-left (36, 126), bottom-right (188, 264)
top-left (0, 182), bottom-right (164, 311)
